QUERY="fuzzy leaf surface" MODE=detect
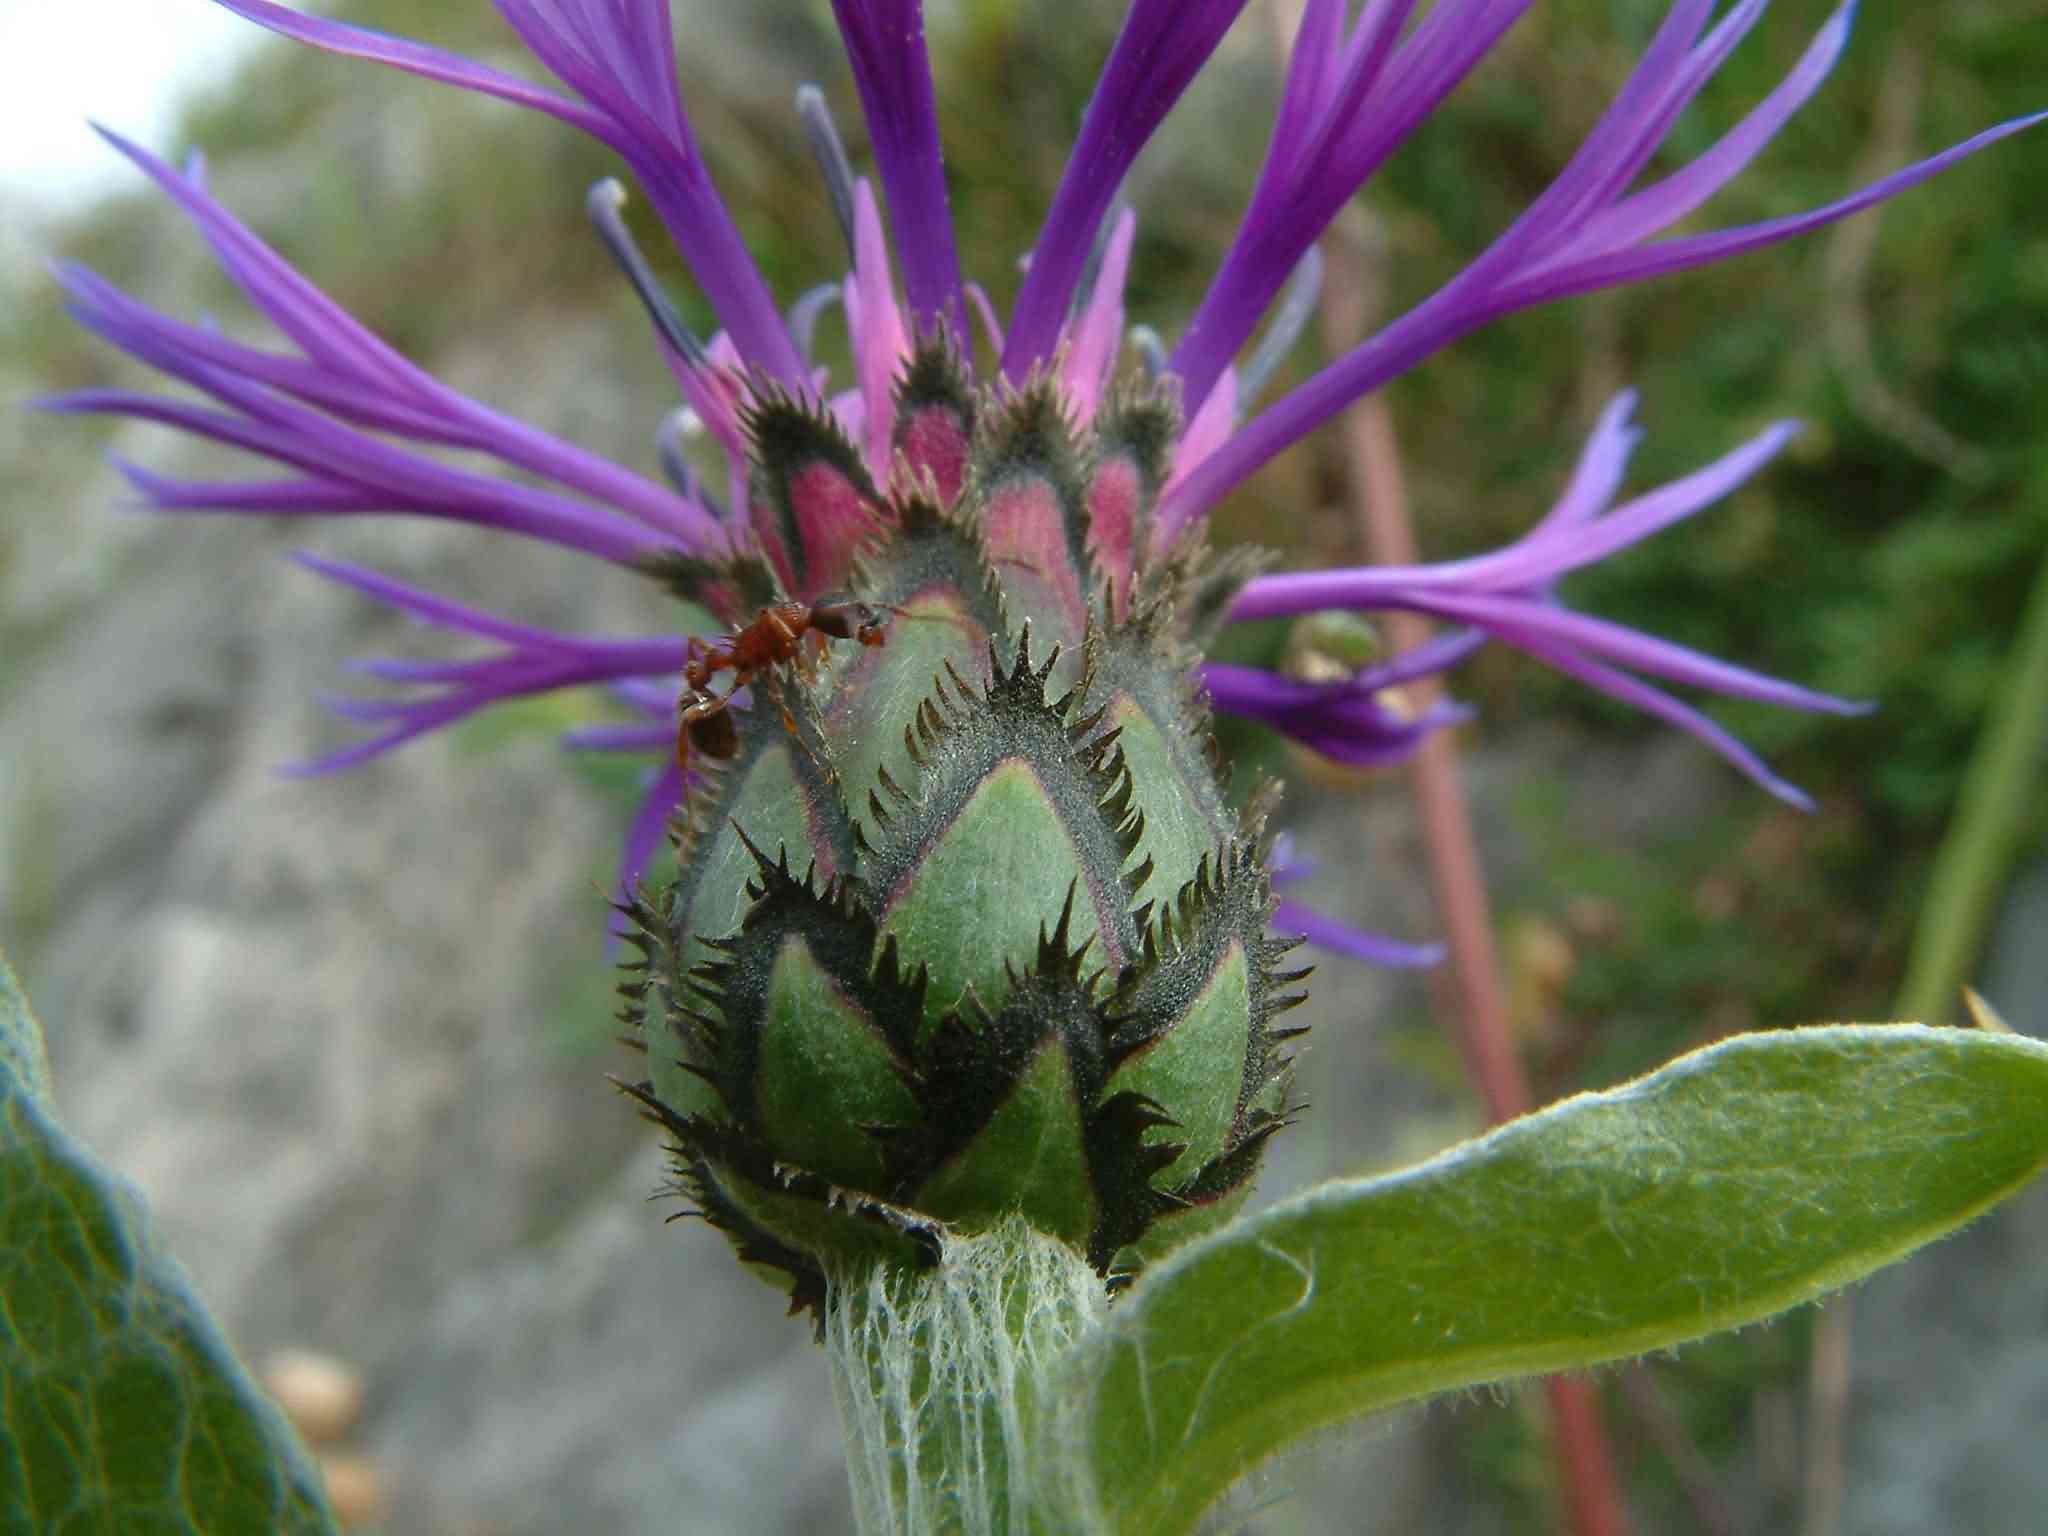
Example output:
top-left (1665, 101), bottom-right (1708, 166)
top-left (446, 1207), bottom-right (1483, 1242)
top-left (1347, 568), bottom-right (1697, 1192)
top-left (0, 951), bottom-right (338, 1535)
top-left (1070, 1024), bottom-right (2048, 1536)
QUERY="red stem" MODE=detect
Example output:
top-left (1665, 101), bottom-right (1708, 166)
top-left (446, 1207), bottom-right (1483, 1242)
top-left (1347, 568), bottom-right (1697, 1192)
top-left (1313, 210), bottom-right (1630, 1536)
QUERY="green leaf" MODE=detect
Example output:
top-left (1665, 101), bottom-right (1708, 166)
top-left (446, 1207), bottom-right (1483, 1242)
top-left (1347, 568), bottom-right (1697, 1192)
top-left (0, 950), bottom-right (339, 1535)
top-left (1070, 1025), bottom-right (2048, 1536)
top-left (0, 955), bottom-right (52, 1103)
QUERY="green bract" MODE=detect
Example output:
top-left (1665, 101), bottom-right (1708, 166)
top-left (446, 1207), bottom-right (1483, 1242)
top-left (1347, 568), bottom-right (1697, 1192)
top-left (620, 342), bottom-right (1304, 1310)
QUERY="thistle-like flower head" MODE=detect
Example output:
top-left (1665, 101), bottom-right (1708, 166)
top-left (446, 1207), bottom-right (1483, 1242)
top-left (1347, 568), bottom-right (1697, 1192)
top-left (49, 0), bottom-right (2040, 1304)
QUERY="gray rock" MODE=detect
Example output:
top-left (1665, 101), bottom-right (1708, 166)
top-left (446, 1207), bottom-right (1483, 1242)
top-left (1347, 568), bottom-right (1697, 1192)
top-left (4, 78), bottom-right (859, 1534)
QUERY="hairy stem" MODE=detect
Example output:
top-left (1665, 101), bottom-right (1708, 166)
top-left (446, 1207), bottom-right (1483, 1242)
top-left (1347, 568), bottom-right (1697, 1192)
top-left (826, 1218), bottom-right (1106, 1536)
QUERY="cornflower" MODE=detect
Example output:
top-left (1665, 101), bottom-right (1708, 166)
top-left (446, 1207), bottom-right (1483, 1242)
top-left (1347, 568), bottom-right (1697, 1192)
top-left (47, 0), bottom-right (2039, 1365)
top-left (54, 0), bottom-right (2037, 901)
top-left (53, 0), bottom-right (2036, 938)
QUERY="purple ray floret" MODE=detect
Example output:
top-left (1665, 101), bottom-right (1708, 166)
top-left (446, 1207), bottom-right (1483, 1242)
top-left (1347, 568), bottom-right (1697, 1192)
top-left (52, 392), bottom-right (667, 567)
top-left (1203, 661), bottom-right (1474, 768)
top-left (291, 555), bottom-right (687, 775)
top-left (213, 0), bottom-right (804, 382)
top-left (1267, 837), bottom-right (1445, 969)
top-left (560, 679), bottom-right (692, 921)
top-left (1172, 0), bottom-right (1528, 412)
top-left (1272, 899), bottom-right (1446, 970)
top-left (52, 0), bottom-right (2042, 966)
top-left (616, 759), bottom-right (686, 895)
top-left (828, 0), bottom-right (962, 328)
top-left (561, 681), bottom-right (679, 760)
top-left (1158, 0), bottom-right (2044, 534)
top-left (1227, 397), bottom-right (1866, 806)
top-left (1000, 0), bottom-right (1252, 378)
top-left (561, 721), bottom-right (676, 754)
top-left (48, 131), bottom-right (721, 564)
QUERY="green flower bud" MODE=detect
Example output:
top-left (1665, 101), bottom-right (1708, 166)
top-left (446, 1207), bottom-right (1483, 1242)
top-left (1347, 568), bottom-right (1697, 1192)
top-left (618, 340), bottom-right (1309, 1315)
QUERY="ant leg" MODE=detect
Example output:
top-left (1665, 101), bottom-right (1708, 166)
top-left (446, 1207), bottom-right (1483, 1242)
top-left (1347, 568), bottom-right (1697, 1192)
top-left (683, 634), bottom-right (727, 692)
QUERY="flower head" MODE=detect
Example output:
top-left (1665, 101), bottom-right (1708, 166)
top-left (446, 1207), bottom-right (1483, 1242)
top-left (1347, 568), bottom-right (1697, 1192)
top-left (56, 0), bottom-right (2032, 873)
top-left (48, 0), bottom-right (2039, 1298)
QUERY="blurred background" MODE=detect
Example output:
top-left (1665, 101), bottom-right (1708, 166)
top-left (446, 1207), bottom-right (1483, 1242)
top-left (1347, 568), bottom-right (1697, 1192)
top-left (2, 1), bottom-right (2044, 1531)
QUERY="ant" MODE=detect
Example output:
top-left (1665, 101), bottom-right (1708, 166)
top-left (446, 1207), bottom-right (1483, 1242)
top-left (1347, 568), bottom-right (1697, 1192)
top-left (675, 599), bottom-right (893, 773)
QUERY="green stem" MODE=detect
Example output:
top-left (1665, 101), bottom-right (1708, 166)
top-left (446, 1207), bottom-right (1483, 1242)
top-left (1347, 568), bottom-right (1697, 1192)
top-left (1896, 533), bottom-right (2048, 1024)
top-left (825, 1218), bottom-right (1106, 1535)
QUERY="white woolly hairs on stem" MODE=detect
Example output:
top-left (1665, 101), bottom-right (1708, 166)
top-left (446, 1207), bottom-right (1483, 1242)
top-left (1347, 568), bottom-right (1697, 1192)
top-left (824, 1217), bottom-right (1109, 1535)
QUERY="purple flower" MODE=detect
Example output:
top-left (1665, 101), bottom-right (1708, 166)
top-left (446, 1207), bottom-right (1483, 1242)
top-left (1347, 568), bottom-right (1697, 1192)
top-left (49, 0), bottom-right (2040, 960)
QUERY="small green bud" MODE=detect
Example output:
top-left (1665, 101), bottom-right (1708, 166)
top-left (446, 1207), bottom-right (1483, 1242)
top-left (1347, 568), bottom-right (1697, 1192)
top-left (1287, 610), bottom-right (1385, 677)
